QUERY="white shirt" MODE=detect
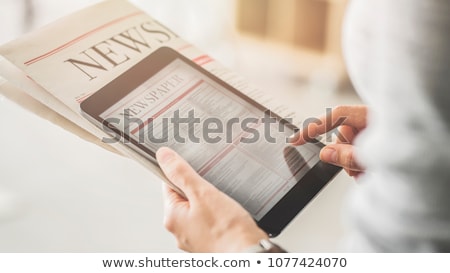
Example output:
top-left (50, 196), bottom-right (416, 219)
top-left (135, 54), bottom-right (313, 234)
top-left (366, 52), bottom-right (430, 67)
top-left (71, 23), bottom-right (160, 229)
top-left (343, 0), bottom-right (450, 252)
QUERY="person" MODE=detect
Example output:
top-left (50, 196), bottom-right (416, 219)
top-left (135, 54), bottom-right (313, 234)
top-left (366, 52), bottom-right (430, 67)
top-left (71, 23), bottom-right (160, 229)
top-left (156, 0), bottom-right (450, 252)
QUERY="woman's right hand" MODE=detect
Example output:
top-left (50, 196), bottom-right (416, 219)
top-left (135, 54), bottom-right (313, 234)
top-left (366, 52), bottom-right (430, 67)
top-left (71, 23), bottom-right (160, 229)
top-left (289, 105), bottom-right (367, 177)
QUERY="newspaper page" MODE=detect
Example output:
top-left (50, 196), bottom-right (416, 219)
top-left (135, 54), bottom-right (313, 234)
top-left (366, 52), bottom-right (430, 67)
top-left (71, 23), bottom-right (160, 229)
top-left (0, 0), bottom-right (302, 197)
top-left (0, 77), bottom-right (119, 154)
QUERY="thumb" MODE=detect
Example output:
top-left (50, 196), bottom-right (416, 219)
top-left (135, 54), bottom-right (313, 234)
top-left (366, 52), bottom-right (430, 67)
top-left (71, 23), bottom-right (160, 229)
top-left (320, 144), bottom-right (363, 172)
top-left (156, 147), bottom-right (209, 199)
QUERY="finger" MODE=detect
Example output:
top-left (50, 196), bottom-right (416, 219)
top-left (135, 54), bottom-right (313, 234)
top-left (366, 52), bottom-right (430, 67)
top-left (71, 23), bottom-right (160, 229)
top-left (336, 125), bottom-right (358, 144)
top-left (162, 183), bottom-right (188, 233)
top-left (162, 183), bottom-right (186, 208)
top-left (346, 169), bottom-right (362, 177)
top-left (156, 147), bottom-right (210, 199)
top-left (290, 105), bottom-right (367, 145)
top-left (320, 143), bottom-right (364, 171)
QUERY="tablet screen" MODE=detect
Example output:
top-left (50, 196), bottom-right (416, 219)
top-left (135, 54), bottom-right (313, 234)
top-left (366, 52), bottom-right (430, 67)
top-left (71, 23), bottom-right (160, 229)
top-left (99, 57), bottom-right (321, 221)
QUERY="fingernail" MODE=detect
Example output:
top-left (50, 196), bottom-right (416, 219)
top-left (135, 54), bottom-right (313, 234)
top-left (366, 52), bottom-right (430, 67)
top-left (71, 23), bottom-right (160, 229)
top-left (288, 133), bottom-right (298, 143)
top-left (156, 147), bottom-right (175, 164)
top-left (321, 147), bottom-right (337, 163)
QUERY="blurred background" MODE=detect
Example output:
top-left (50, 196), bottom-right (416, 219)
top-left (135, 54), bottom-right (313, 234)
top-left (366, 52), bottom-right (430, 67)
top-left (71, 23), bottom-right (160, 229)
top-left (0, 0), bottom-right (361, 252)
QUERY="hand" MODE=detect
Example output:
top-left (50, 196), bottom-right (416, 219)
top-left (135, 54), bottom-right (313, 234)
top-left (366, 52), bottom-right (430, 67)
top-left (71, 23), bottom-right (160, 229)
top-left (289, 105), bottom-right (367, 177)
top-left (157, 147), bottom-right (268, 252)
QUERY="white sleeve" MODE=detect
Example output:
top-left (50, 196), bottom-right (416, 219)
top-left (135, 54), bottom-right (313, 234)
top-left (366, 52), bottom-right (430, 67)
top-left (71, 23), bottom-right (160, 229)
top-left (342, 0), bottom-right (450, 252)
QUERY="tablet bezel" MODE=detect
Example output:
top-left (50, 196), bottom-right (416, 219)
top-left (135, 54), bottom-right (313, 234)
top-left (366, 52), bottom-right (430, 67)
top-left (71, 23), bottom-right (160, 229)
top-left (80, 46), bottom-right (341, 237)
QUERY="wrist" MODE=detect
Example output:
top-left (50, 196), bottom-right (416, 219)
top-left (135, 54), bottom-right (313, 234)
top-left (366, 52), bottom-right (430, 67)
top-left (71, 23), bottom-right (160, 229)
top-left (219, 229), bottom-right (269, 252)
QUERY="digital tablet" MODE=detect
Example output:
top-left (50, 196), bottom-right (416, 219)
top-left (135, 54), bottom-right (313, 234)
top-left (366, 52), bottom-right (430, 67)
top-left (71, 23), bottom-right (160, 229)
top-left (80, 46), bottom-right (341, 237)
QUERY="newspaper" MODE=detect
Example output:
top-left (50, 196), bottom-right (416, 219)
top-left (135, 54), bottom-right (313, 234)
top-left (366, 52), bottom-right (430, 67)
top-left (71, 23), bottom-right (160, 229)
top-left (0, 0), bottom-right (299, 188)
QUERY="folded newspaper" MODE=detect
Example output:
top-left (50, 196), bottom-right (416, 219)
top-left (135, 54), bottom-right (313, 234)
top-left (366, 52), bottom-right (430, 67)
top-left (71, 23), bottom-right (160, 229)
top-left (0, 0), bottom-right (299, 189)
